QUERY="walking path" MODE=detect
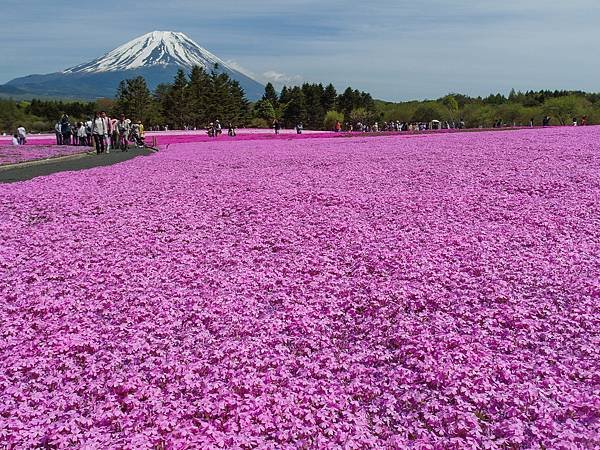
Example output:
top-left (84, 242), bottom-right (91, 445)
top-left (0, 148), bottom-right (154, 183)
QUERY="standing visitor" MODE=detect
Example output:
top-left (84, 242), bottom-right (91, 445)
top-left (529, 118), bottom-right (534, 127)
top-left (17, 125), bottom-right (27, 145)
top-left (117, 114), bottom-right (130, 151)
top-left (295, 122), bottom-right (303, 134)
top-left (100, 112), bottom-right (112, 153)
top-left (60, 114), bottom-right (71, 145)
top-left (85, 118), bottom-right (93, 147)
top-left (92, 112), bottom-right (106, 154)
top-left (214, 120), bottom-right (222, 136)
top-left (12, 133), bottom-right (19, 146)
top-left (273, 119), bottom-right (281, 135)
top-left (335, 120), bottom-right (341, 132)
top-left (77, 122), bottom-right (87, 146)
top-left (227, 122), bottom-right (236, 137)
top-left (110, 117), bottom-right (119, 150)
top-left (55, 122), bottom-right (62, 145)
top-left (572, 117), bottom-right (578, 126)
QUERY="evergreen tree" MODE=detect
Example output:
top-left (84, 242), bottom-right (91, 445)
top-left (282, 87), bottom-right (307, 127)
top-left (262, 82), bottom-right (279, 109)
top-left (162, 69), bottom-right (189, 128)
top-left (254, 99), bottom-right (276, 121)
top-left (115, 76), bottom-right (157, 124)
top-left (322, 83), bottom-right (337, 112)
top-left (187, 66), bottom-right (211, 127)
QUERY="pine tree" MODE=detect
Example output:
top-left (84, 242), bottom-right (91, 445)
top-left (282, 87), bottom-right (307, 127)
top-left (162, 69), bottom-right (189, 128)
top-left (262, 82), bottom-right (279, 109)
top-left (322, 83), bottom-right (337, 112)
top-left (115, 76), bottom-right (156, 124)
top-left (188, 66), bottom-right (211, 127)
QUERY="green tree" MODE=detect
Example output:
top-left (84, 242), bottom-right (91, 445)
top-left (282, 87), bottom-right (307, 127)
top-left (543, 95), bottom-right (590, 125)
top-left (161, 69), bottom-right (189, 128)
top-left (441, 95), bottom-right (459, 121)
top-left (324, 110), bottom-right (344, 130)
top-left (254, 99), bottom-right (276, 121)
top-left (322, 83), bottom-right (337, 112)
top-left (262, 82), bottom-right (279, 110)
top-left (411, 102), bottom-right (447, 122)
top-left (115, 76), bottom-right (157, 124)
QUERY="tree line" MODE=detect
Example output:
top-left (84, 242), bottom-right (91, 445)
top-left (4, 81), bottom-right (600, 134)
top-left (378, 90), bottom-right (600, 128)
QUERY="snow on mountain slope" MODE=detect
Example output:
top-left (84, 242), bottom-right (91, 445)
top-left (64, 31), bottom-right (236, 74)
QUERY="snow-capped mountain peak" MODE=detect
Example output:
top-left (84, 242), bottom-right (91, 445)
top-left (64, 31), bottom-right (232, 74)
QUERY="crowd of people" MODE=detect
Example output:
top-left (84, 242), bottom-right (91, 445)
top-left (4, 113), bottom-right (592, 150)
top-left (206, 120), bottom-right (238, 137)
top-left (53, 113), bottom-right (147, 154)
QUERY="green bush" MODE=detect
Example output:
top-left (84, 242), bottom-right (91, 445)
top-left (323, 110), bottom-right (344, 130)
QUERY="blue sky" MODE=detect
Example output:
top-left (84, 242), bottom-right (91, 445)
top-left (1, 0), bottom-right (599, 100)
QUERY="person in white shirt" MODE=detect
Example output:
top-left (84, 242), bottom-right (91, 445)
top-left (55, 122), bottom-right (62, 145)
top-left (91, 112), bottom-right (106, 154)
top-left (100, 111), bottom-right (112, 153)
top-left (12, 133), bottom-right (19, 146)
top-left (17, 126), bottom-right (27, 145)
top-left (77, 122), bottom-right (87, 146)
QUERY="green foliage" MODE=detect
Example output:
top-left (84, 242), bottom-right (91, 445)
top-left (324, 110), bottom-right (344, 130)
top-left (542, 96), bottom-right (590, 125)
top-left (115, 76), bottom-right (159, 125)
top-left (254, 99), bottom-right (276, 121)
top-left (281, 87), bottom-right (307, 127)
top-left (0, 98), bottom-right (97, 133)
top-left (376, 89), bottom-right (600, 128)
top-left (411, 102), bottom-right (448, 122)
top-left (262, 83), bottom-right (279, 110)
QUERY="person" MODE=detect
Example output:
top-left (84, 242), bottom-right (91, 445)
top-left (572, 117), bottom-right (578, 126)
top-left (92, 112), bottom-right (107, 154)
top-left (581, 115), bottom-right (588, 126)
top-left (117, 114), bottom-right (130, 151)
top-left (273, 119), bottom-right (281, 135)
top-left (100, 112), bottom-right (112, 153)
top-left (85, 118), bottom-right (93, 146)
top-left (71, 123), bottom-right (79, 146)
top-left (17, 125), bottom-right (27, 145)
top-left (529, 118), bottom-right (534, 127)
top-left (55, 122), bottom-right (62, 145)
top-left (130, 120), bottom-right (145, 147)
top-left (110, 117), bottom-right (119, 150)
top-left (207, 123), bottom-right (215, 137)
top-left (60, 114), bottom-right (71, 145)
top-left (11, 133), bottom-right (19, 146)
top-left (77, 122), bottom-right (87, 146)
top-left (214, 120), bottom-right (222, 136)
top-left (335, 120), bottom-right (341, 132)
top-left (295, 122), bottom-right (303, 134)
top-left (227, 122), bottom-right (236, 137)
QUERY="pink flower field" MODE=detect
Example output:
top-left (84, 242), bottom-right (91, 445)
top-left (0, 145), bottom-right (90, 166)
top-left (0, 127), bottom-right (598, 448)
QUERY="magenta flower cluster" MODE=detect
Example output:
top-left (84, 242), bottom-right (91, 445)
top-left (0, 145), bottom-right (89, 166)
top-left (0, 127), bottom-right (598, 448)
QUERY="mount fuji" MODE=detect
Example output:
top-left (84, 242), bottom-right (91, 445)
top-left (1, 31), bottom-right (265, 100)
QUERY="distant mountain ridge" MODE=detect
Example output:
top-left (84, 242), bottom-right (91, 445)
top-left (1, 31), bottom-right (264, 100)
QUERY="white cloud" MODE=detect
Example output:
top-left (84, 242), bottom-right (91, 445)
top-left (262, 70), bottom-right (302, 86)
top-left (224, 60), bottom-right (258, 79)
top-left (225, 60), bottom-right (303, 87)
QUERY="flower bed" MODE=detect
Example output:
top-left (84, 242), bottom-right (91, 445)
top-left (0, 127), bottom-right (598, 448)
top-left (0, 145), bottom-right (91, 166)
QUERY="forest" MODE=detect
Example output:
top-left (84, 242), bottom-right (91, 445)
top-left (1, 70), bottom-right (600, 134)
